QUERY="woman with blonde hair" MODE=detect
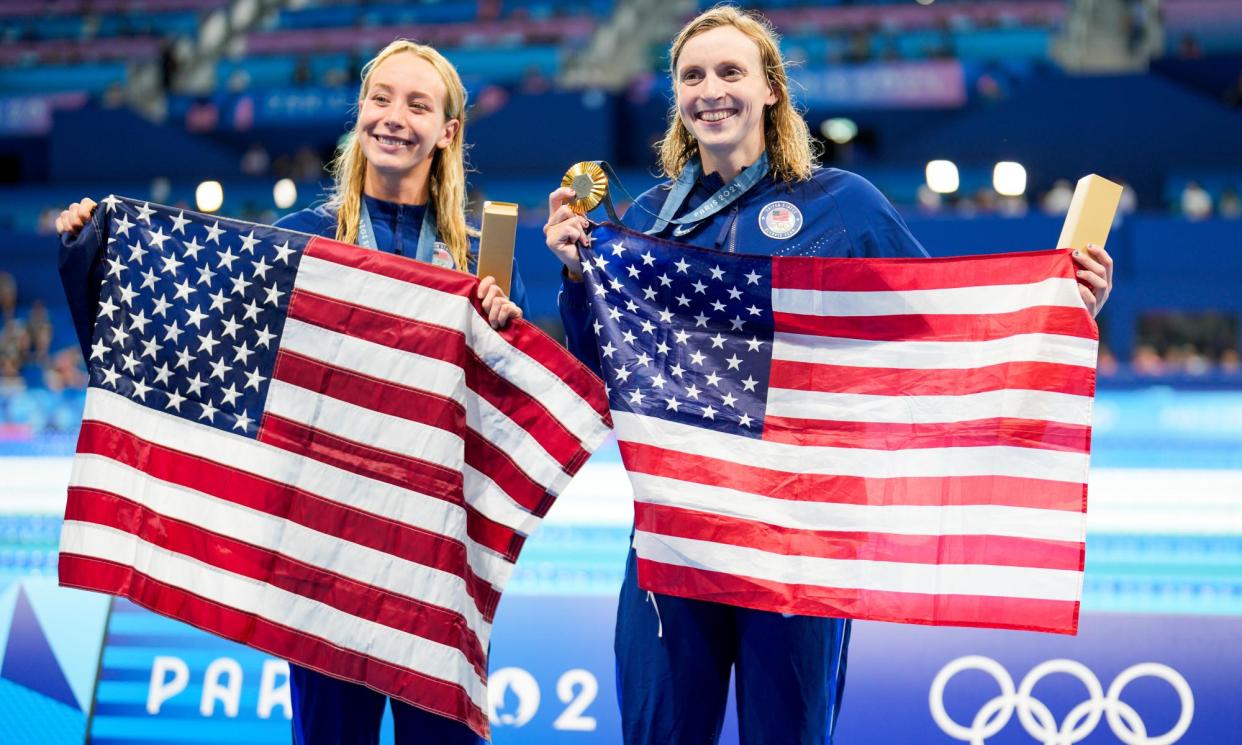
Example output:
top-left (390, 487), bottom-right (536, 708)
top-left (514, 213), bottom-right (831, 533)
top-left (57, 38), bottom-right (523, 745)
top-left (544, 6), bottom-right (1112, 745)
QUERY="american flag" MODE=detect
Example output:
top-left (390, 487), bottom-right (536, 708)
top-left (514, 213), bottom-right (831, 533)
top-left (58, 196), bottom-right (611, 736)
top-left (581, 224), bottom-right (1097, 635)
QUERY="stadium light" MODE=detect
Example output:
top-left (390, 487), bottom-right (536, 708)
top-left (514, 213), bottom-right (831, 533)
top-left (916, 0), bottom-right (935, 5)
top-left (821, 118), bottom-right (858, 145)
top-left (273, 178), bottom-right (298, 209)
top-left (993, 161), bottom-right (1027, 197)
top-left (196, 180), bottom-right (224, 213)
top-left (925, 160), bottom-right (959, 194)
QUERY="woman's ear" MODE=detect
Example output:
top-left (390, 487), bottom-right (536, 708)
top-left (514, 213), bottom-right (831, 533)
top-left (437, 118), bottom-right (460, 150)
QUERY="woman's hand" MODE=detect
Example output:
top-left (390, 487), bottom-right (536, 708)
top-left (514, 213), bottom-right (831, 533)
top-left (543, 186), bottom-right (590, 279)
top-left (478, 275), bottom-right (523, 329)
top-left (54, 198), bottom-right (98, 239)
top-left (1073, 243), bottom-right (1114, 318)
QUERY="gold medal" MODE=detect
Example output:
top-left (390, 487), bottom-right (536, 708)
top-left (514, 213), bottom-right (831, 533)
top-left (561, 161), bottom-right (608, 214)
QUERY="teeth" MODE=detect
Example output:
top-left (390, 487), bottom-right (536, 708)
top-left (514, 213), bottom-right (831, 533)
top-left (699, 110), bottom-right (734, 122)
top-left (376, 135), bottom-right (407, 146)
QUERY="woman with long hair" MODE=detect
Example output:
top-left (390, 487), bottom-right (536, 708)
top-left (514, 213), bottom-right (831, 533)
top-left (57, 39), bottom-right (523, 745)
top-left (544, 7), bottom-right (1112, 745)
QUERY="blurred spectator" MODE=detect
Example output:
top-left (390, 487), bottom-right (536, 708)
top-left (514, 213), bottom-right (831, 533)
top-left (1219, 187), bottom-right (1241, 219)
top-left (1097, 346), bottom-right (1119, 376)
top-left (291, 146), bottom-right (325, 182)
top-left (1179, 181), bottom-right (1212, 220)
top-left (1117, 181), bottom-right (1138, 216)
top-left (37, 207), bottom-right (60, 235)
top-left (1222, 349), bottom-right (1241, 375)
top-left (1041, 179), bottom-right (1074, 215)
top-left (1222, 72), bottom-right (1242, 108)
top-left (916, 184), bottom-right (942, 214)
top-left (241, 142), bottom-right (272, 177)
top-left (293, 56), bottom-right (313, 87)
top-left (1176, 33), bottom-right (1202, 59)
top-left (0, 273), bottom-right (16, 320)
top-left (150, 176), bottom-right (171, 204)
top-left (227, 67), bottom-right (251, 94)
top-left (1132, 344), bottom-right (1166, 375)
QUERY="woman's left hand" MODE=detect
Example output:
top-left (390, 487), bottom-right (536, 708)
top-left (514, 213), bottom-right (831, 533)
top-left (478, 275), bottom-right (523, 329)
top-left (1073, 243), bottom-right (1114, 318)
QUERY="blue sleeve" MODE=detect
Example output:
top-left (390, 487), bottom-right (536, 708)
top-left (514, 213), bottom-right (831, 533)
top-left (274, 207), bottom-right (334, 237)
top-left (57, 207), bottom-right (107, 362)
top-left (831, 172), bottom-right (928, 258)
top-left (507, 257), bottom-right (530, 317)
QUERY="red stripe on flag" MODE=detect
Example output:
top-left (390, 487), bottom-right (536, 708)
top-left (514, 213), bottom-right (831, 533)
top-left (773, 250), bottom-right (1076, 292)
top-left (466, 348), bottom-right (591, 474)
top-left (66, 487), bottom-right (489, 676)
top-left (636, 558), bottom-right (1080, 634)
top-left (273, 350), bottom-right (465, 434)
top-left (77, 420), bottom-right (501, 619)
top-left (617, 441), bottom-right (1086, 512)
top-left (763, 415), bottom-right (1093, 453)
top-left (464, 429), bottom-right (552, 520)
top-left (59, 554), bottom-right (490, 736)
top-left (769, 359), bottom-right (1097, 397)
top-left (773, 305), bottom-right (1096, 343)
top-left (258, 414), bottom-right (522, 560)
top-left (305, 236), bottom-right (481, 298)
top-left (287, 289), bottom-right (465, 367)
top-left (635, 502), bottom-right (1085, 571)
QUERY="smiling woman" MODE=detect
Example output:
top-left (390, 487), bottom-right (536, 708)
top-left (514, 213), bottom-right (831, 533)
top-left (52, 38), bottom-right (524, 745)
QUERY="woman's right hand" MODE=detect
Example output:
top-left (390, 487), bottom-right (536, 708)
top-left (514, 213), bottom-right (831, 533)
top-left (54, 198), bottom-right (98, 239)
top-left (544, 186), bottom-right (590, 279)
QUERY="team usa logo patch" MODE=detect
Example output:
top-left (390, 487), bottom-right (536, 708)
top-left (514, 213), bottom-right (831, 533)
top-left (432, 242), bottom-right (457, 269)
top-left (758, 201), bottom-right (802, 239)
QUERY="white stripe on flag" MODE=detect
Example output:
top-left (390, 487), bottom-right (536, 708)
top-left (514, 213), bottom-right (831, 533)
top-left (70, 453), bottom-right (493, 645)
top-left (295, 255), bottom-right (472, 338)
top-left (467, 395), bottom-right (572, 495)
top-left (81, 390), bottom-right (512, 590)
top-left (281, 318), bottom-right (465, 402)
top-left (463, 466), bottom-right (541, 538)
top-left (613, 412), bottom-right (1090, 483)
top-left (765, 387), bottom-right (1094, 426)
top-left (265, 380), bottom-right (465, 471)
top-left (772, 331), bottom-right (1098, 370)
top-left (629, 472), bottom-right (1085, 542)
top-left (60, 520), bottom-right (489, 709)
top-left (632, 530), bottom-right (1082, 602)
top-left (771, 277), bottom-right (1083, 317)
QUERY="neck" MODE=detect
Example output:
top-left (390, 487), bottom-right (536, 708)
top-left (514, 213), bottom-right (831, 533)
top-left (363, 160), bottom-right (432, 205)
top-left (699, 140), bottom-right (765, 184)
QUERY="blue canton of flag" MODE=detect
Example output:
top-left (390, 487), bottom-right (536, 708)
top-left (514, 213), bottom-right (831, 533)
top-left (87, 195), bottom-right (308, 436)
top-left (579, 224), bottom-right (774, 438)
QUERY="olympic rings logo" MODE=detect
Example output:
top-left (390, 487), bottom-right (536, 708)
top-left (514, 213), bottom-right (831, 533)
top-left (928, 656), bottom-right (1194, 745)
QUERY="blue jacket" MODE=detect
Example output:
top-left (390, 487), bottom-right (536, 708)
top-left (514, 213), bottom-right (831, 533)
top-left (277, 194), bottom-right (529, 313)
top-left (558, 165), bottom-right (927, 376)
